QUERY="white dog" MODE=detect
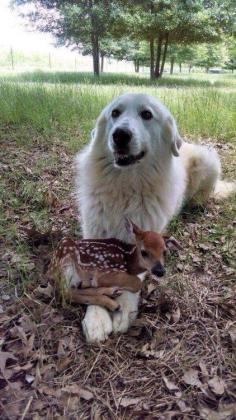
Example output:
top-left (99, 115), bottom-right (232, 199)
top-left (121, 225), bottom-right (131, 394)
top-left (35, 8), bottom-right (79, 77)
top-left (75, 92), bottom-right (235, 343)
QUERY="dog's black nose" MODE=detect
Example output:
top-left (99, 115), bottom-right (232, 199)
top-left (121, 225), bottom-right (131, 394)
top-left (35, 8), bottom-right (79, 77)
top-left (151, 262), bottom-right (165, 277)
top-left (113, 128), bottom-right (132, 148)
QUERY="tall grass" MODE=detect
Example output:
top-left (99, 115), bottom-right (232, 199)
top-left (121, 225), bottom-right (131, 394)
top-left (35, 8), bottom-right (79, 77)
top-left (1, 70), bottom-right (236, 88)
top-left (0, 74), bottom-right (235, 151)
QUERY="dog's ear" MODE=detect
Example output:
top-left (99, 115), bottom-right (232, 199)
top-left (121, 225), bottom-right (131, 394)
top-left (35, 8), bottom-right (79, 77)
top-left (163, 235), bottom-right (183, 250)
top-left (162, 116), bottom-right (182, 157)
top-left (90, 106), bottom-right (109, 146)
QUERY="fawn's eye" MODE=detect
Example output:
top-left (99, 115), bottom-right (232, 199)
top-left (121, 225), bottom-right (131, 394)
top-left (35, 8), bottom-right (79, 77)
top-left (141, 250), bottom-right (149, 258)
top-left (140, 110), bottom-right (153, 120)
top-left (112, 109), bottom-right (121, 118)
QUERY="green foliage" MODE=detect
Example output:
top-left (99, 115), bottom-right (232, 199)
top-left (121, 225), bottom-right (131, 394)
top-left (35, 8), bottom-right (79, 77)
top-left (224, 38), bottom-right (236, 71)
top-left (195, 43), bottom-right (224, 71)
top-left (11, 0), bottom-right (236, 77)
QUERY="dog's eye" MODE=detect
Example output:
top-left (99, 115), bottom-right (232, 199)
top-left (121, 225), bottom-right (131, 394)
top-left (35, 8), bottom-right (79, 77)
top-left (141, 250), bottom-right (149, 258)
top-left (140, 110), bottom-right (153, 120)
top-left (112, 109), bottom-right (121, 118)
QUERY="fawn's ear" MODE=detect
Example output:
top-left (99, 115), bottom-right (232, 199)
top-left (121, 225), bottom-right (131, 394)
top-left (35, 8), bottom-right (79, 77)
top-left (163, 235), bottom-right (183, 250)
top-left (125, 218), bottom-right (144, 240)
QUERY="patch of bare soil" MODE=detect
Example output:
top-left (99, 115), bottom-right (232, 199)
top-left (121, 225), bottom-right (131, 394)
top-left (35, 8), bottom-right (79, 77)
top-left (0, 139), bottom-right (235, 419)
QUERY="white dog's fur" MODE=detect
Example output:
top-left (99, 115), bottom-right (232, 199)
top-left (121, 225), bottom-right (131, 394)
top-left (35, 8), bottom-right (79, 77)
top-left (75, 93), bottom-right (235, 343)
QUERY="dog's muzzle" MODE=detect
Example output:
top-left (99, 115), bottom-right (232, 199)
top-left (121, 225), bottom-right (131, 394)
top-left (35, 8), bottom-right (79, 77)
top-left (112, 128), bottom-right (146, 167)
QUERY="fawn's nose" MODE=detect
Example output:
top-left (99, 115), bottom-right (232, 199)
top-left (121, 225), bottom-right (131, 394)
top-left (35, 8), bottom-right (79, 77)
top-left (151, 262), bottom-right (166, 277)
top-left (113, 128), bottom-right (132, 149)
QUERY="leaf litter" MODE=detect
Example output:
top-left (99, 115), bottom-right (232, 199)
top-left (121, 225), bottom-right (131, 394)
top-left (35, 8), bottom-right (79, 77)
top-left (0, 139), bottom-right (235, 418)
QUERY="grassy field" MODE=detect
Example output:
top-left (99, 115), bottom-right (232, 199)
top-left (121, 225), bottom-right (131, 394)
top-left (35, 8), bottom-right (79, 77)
top-left (0, 71), bottom-right (235, 419)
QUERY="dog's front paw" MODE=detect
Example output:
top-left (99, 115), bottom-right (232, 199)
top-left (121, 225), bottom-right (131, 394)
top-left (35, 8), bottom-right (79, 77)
top-left (82, 305), bottom-right (112, 343)
top-left (112, 307), bottom-right (130, 333)
top-left (112, 291), bottom-right (139, 334)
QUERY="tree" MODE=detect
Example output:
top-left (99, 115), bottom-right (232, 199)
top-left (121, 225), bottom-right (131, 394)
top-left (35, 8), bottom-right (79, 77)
top-left (12, 0), bottom-right (113, 76)
top-left (13, 0), bottom-right (236, 77)
top-left (112, 1), bottom-right (225, 78)
top-left (224, 38), bottom-right (236, 72)
top-left (195, 43), bottom-right (223, 72)
top-left (168, 45), bottom-right (197, 73)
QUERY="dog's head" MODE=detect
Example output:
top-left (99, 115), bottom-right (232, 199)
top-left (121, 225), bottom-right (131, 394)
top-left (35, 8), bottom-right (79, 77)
top-left (92, 93), bottom-right (182, 168)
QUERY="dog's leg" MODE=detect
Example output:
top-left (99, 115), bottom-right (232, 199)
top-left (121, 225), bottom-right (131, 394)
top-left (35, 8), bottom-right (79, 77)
top-left (82, 305), bottom-right (113, 343)
top-left (112, 290), bottom-right (140, 334)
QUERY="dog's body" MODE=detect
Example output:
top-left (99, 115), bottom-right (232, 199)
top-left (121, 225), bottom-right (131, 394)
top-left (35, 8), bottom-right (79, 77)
top-left (75, 93), bottom-right (235, 342)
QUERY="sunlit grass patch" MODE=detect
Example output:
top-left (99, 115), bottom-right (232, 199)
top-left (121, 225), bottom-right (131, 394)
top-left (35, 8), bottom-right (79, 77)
top-left (0, 79), bottom-right (235, 151)
top-left (2, 69), bottom-right (236, 89)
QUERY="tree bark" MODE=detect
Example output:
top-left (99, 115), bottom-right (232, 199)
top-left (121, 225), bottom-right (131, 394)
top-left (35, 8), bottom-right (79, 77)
top-left (91, 32), bottom-right (100, 76)
top-left (160, 33), bottom-right (169, 76)
top-left (154, 35), bottom-right (163, 78)
top-left (170, 57), bottom-right (174, 74)
top-left (100, 53), bottom-right (104, 73)
top-left (150, 38), bottom-right (155, 79)
top-left (89, 0), bottom-right (100, 76)
top-left (134, 59), bottom-right (140, 73)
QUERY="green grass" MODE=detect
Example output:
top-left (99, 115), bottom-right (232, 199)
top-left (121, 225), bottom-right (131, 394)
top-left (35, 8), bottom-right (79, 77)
top-left (2, 69), bottom-right (236, 88)
top-left (0, 73), bottom-right (235, 152)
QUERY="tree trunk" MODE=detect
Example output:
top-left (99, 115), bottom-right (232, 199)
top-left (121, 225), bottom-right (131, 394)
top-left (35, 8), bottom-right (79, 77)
top-left (89, 0), bottom-right (100, 76)
top-left (189, 64), bottom-right (192, 73)
top-left (100, 53), bottom-right (104, 73)
top-left (160, 33), bottom-right (169, 76)
top-left (170, 58), bottom-right (174, 74)
top-left (134, 59), bottom-right (140, 73)
top-left (150, 38), bottom-right (154, 79)
top-left (154, 35), bottom-right (162, 78)
top-left (91, 32), bottom-right (100, 76)
top-left (179, 62), bottom-right (182, 73)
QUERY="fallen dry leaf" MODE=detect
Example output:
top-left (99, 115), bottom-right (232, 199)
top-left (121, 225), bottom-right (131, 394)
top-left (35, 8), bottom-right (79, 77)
top-left (176, 399), bottom-right (191, 413)
top-left (208, 376), bottom-right (225, 396)
top-left (227, 322), bottom-right (236, 345)
top-left (198, 402), bottom-right (236, 419)
top-left (166, 306), bottom-right (181, 323)
top-left (139, 343), bottom-right (165, 359)
top-left (57, 338), bottom-right (66, 357)
top-left (162, 375), bottom-right (180, 392)
top-left (199, 360), bottom-right (209, 382)
top-left (0, 351), bottom-right (17, 376)
top-left (62, 384), bottom-right (94, 401)
top-left (182, 369), bottom-right (203, 388)
top-left (44, 190), bottom-right (59, 208)
top-left (39, 384), bottom-right (61, 398)
top-left (25, 374), bottom-right (35, 384)
top-left (176, 263), bottom-right (183, 271)
top-left (198, 243), bottom-right (210, 252)
top-left (120, 397), bottom-right (142, 407)
top-left (34, 283), bottom-right (53, 298)
top-left (147, 282), bottom-right (158, 296)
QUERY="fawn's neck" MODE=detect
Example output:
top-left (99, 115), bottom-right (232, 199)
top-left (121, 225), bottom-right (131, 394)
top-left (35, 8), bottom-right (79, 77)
top-left (126, 246), bottom-right (146, 275)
